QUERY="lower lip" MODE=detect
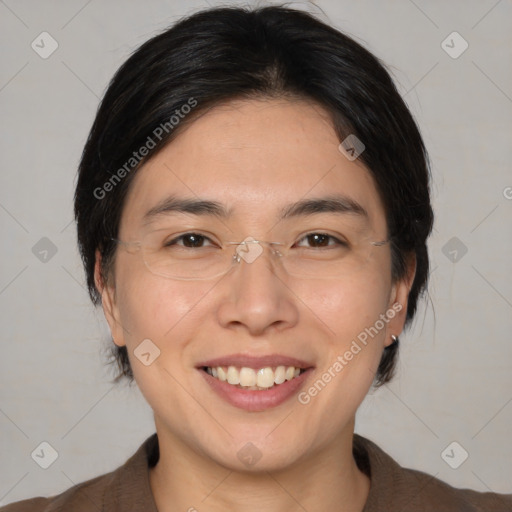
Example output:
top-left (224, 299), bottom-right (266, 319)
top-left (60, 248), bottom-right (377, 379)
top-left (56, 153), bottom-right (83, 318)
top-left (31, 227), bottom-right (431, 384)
top-left (198, 368), bottom-right (313, 412)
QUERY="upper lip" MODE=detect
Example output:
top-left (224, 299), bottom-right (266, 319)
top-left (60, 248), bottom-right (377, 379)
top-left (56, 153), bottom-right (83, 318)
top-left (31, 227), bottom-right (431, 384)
top-left (197, 353), bottom-right (314, 370)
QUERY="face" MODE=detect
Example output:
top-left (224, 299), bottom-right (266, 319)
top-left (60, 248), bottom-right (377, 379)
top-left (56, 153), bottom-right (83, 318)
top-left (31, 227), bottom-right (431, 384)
top-left (97, 98), bottom-right (414, 472)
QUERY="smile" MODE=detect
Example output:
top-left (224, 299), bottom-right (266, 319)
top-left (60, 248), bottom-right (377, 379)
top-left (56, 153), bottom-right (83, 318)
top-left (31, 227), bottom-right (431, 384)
top-left (203, 365), bottom-right (306, 390)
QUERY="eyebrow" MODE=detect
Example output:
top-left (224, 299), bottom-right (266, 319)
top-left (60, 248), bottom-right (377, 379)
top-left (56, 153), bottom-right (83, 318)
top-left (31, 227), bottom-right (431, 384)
top-left (142, 194), bottom-right (369, 224)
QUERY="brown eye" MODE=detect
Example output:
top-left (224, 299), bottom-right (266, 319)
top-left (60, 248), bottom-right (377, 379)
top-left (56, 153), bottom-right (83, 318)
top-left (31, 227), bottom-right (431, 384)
top-left (295, 232), bottom-right (347, 249)
top-left (307, 233), bottom-right (329, 247)
top-left (164, 233), bottom-right (213, 248)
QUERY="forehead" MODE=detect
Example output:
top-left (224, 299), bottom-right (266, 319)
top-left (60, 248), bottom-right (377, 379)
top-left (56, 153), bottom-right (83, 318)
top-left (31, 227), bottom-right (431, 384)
top-left (120, 99), bottom-right (387, 235)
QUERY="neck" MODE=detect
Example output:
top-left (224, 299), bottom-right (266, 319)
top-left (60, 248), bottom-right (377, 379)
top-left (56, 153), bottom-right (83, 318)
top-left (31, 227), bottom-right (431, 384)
top-left (149, 419), bottom-right (370, 512)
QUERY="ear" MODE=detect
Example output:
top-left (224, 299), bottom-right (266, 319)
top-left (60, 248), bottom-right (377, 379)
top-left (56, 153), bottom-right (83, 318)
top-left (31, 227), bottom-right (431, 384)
top-left (384, 252), bottom-right (416, 347)
top-left (94, 249), bottom-right (126, 347)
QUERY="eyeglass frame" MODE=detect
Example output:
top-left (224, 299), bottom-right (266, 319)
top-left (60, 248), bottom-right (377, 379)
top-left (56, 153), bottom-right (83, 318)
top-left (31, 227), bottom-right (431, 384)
top-left (110, 233), bottom-right (391, 281)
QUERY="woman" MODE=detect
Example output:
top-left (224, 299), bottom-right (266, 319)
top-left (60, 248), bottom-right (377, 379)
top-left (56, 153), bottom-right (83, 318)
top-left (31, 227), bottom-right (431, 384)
top-left (3, 4), bottom-right (510, 511)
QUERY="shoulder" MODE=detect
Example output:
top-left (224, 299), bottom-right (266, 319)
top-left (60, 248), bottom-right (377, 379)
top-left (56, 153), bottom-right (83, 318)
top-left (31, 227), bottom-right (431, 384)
top-left (354, 434), bottom-right (512, 512)
top-left (0, 434), bottom-right (159, 512)
top-left (386, 464), bottom-right (512, 511)
top-left (0, 499), bottom-right (49, 512)
top-left (0, 472), bottom-right (114, 512)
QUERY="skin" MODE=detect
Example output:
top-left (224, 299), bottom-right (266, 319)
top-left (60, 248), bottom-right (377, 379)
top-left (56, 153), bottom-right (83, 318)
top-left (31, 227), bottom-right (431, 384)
top-left (96, 98), bottom-right (416, 512)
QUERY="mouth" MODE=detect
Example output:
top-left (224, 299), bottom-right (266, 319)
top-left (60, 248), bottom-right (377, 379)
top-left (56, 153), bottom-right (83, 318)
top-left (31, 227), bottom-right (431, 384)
top-left (196, 354), bottom-right (314, 411)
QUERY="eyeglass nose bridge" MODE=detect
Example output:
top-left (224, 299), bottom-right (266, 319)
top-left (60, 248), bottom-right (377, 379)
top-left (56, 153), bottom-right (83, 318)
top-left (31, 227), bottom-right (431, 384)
top-left (228, 239), bottom-right (285, 265)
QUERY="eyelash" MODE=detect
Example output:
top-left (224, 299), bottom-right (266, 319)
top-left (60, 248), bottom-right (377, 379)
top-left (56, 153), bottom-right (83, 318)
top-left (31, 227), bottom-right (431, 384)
top-left (164, 232), bottom-right (348, 249)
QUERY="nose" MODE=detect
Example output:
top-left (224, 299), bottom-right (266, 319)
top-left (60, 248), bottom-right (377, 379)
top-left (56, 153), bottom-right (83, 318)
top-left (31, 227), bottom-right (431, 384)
top-left (216, 240), bottom-right (299, 336)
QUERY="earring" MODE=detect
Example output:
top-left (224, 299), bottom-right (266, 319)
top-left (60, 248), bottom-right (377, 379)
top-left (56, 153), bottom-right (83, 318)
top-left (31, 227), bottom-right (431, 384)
top-left (390, 334), bottom-right (398, 346)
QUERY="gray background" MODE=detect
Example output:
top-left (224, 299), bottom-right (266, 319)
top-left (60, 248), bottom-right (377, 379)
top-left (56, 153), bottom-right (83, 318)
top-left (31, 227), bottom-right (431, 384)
top-left (1, 0), bottom-right (511, 505)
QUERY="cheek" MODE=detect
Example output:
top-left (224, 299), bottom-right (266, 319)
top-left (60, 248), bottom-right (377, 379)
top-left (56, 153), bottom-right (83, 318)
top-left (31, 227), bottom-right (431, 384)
top-left (114, 260), bottom-right (202, 344)
top-left (305, 272), bottom-right (392, 389)
top-left (299, 275), bottom-right (391, 402)
top-left (113, 270), bottom-right (205, 396)
top-left (301, 269), bottom-right (391, 340)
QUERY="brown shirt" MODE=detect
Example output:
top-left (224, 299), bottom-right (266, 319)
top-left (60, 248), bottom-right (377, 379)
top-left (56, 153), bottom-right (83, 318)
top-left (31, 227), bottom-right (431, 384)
top-left (2, 433), bottom-right (511, 511)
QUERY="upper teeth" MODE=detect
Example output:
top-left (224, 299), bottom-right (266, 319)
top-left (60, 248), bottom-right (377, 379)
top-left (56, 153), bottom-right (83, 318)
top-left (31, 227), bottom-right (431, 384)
top-left (206, 365), bottom-right (302, 389)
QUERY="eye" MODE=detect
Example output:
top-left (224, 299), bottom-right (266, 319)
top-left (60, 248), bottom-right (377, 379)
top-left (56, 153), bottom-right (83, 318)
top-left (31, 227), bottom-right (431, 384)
top-left (164, 232), bottom-right (216, 248)
top-left (295, 232), bottom-right (348, 249)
